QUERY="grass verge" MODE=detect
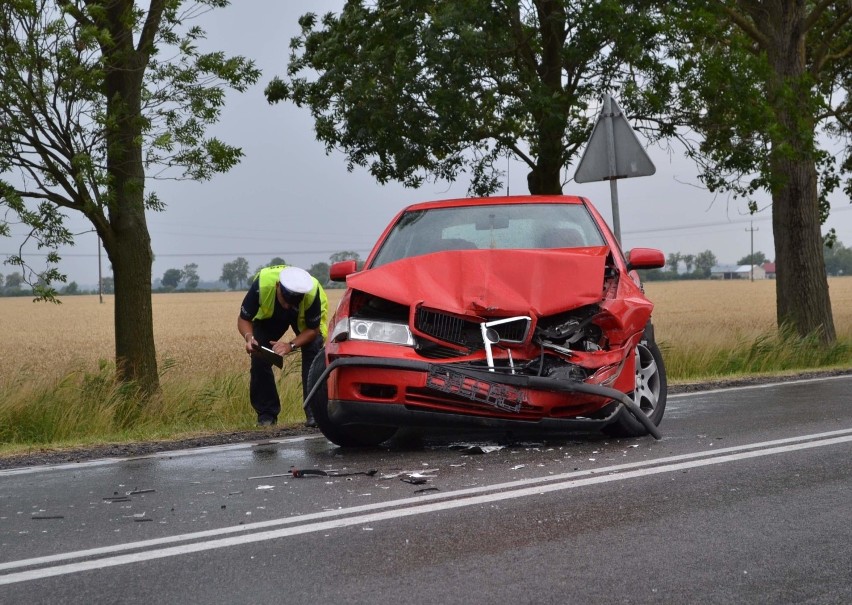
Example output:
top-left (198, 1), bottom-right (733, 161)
top-left (1, 329), bottom-right (849, 459)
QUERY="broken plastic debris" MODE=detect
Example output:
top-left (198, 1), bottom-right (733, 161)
top-left (452, 444), bottom-right (505, 454)
top-left (414, 487), bottom-right (440, 494)
top-left (291, 467), bottom-right (378, 478)
top-left (248, 473), bottom-right (292, 480)
top-left (401, 476), bottom-right (427, 485)
top-left (290, 468), bottom-right (328, 478)
top-left (255, 485), bottom-right (275, 490)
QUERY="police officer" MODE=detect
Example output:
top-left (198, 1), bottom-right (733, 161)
top-left (237, 265), bottom-right (327, 427)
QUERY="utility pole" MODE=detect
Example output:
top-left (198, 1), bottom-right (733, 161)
top-left (745, 222), bottom-right (759, 281)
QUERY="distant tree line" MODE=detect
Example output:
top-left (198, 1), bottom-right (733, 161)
top-left (637, 240), bottom-right (852, 282)
top-left (3, 242), bottom-right (849, 297)
top-left (154, 250), bottom-right (363, 293)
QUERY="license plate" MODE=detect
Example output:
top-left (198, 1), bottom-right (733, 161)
top-left (426, 368), bottom-right (526, 413)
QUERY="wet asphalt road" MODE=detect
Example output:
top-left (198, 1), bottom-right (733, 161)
top-left (1, 375), bottom-right (851, 604)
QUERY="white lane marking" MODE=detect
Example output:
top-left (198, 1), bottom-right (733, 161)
top-left (1, 430), bottom-right (851, 585)
top-left (667, 373), bottom-right (851, 399)
top-left (2, 427), bottom-right (851, 572)
top-left (0, 435), bottom-right (320, 477)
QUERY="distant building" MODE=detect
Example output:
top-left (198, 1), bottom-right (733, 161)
top-left (762, 262), bottom-right (776, 278)
top-left (710, 264), bottom-right (766, 280)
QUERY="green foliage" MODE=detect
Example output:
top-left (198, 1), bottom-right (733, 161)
top-left (0, 0), bottom-right (260, 297)
top-left (737, 251), bottom-right (767, 266)
top-left (329, 250), bottom-right (361, 264)
top-left (308, 261), bottom-right (330, 285)
top-left (693, 249), bottom-right (717, 278)
top-left (823, 240), bottom-right (852, 276)
top-left (650, 2), bottom-right (850, 223)
top-left (161, 267), bottom-right (184, 289)
top-left (183, 262), bottom-right (200, 289)
top-left (220, 256), bottom-right (249, 289)
top-left (268, 0), bottom-right (671, 195)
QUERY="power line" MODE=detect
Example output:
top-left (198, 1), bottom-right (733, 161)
top-left (0, 249), bottom-right (373, 259)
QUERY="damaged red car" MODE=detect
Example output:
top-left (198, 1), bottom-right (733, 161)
top-left (304, 195), bottom-right (667, 447)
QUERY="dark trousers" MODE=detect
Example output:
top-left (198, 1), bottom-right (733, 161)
top-left (250, 320), bottom-right (323, 422)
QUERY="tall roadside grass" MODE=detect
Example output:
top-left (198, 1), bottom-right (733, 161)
top-left (1, 279), bottom-right (850, 455)
top-left (0, 359), bottom-right (305, 455)
top-left (0, 291), bottom-right (310, 456)
top-left (644, 278), bottom-right (852, 383)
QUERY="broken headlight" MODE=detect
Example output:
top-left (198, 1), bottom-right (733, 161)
top-left (334, 318), bottom-right (416, 346)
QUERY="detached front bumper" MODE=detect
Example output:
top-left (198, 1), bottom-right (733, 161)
top-left (305, 356), bottom-right (661, 439)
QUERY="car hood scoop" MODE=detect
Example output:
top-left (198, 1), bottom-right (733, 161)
top-left (348, 248), bottom-right (609, 317)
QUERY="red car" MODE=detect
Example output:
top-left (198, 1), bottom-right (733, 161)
top-left (305, 195), bottom-right (667, 446)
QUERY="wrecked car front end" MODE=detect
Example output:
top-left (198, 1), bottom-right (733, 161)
top-left (306, 197), bottom-right (666, 446)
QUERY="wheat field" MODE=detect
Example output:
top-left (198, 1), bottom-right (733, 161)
top-left (1, 278), bottom-right (850, 388)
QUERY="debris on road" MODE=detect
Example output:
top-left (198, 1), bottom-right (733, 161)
top-left (248, 473), bottom-right (292, 480)
top-left (414, 487), bottom-right (440, 494)
top-left (290, 467), bottom-right (378, 478)
top-left (451, 444), bottom-right (505, 454)
top-left (401, 476), bottom-right (427, 485)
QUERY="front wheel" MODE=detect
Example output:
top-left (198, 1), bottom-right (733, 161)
top-left (306, 351), bottom-right (397, 447)
top-left (603, 334), bottom-right (667, 438)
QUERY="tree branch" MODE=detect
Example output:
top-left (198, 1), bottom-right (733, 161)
top-left (720, 3), bottom-right (770, 50)
top-left (810, 8), bottom-right (852, 72)
top-left (803, 0), bottom-right (837, 32)
top-left (138, 0), bottom-right (167, 58)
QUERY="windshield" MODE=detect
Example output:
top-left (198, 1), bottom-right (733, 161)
top-left (370, 203), bottom-right (606, 268)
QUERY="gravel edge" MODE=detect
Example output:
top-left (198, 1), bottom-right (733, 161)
top-left (1, 369), bottom-right (849, 470)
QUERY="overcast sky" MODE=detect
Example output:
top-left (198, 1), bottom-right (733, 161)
top-left (6, 0), bottom-right (852, 287)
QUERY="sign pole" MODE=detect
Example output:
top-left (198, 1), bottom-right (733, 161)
top-left (604, 95), bottom-right (621, 243)
top-left (573, 94), bottom-right (656, 246)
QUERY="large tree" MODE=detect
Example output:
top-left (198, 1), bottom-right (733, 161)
top-left (649, 1), bottom-right (851, 343)
top-left (271, 1), bottom-right (850, 345)
top-left (266, 0), bottom-right (667, 196)
top-left (220, 256), bottom-right (249, 290)
top-left (0, 1), bottom-right (259, 395)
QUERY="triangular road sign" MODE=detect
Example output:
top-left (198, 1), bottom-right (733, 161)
top-left (574, 96), bottom-right (655, 183)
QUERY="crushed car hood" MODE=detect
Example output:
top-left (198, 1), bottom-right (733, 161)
top-left (349, 248), bottom-right (609, 317)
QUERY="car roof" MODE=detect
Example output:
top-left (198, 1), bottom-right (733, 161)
top-left (403, 194), bottom-right (588, 212)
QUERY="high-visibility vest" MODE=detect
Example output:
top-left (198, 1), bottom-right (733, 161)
top-left (252, 265), bottom-right (328, 338)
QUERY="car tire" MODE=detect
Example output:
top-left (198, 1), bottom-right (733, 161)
top-left (306, 350), bottom-right (397, 447)
top-left (603, 328), bottom-right (667, 438)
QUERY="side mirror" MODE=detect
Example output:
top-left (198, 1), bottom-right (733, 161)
top-left (329, 260), bottom-right (358, 282)
top-left (626, 248), bottom-right (665, 271)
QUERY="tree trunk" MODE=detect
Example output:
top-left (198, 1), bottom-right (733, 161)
top-left (762, 3), bottom-right (835, 343)
top-left (527, 0), bottom-right (566, 195)
top-left (107, 228), bottom-right (159, 397)
top-left (100, 1), bottom-right (161, 396)
top-left (771, 156), bottom-right (836, 342)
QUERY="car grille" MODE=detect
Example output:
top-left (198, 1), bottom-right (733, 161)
top-left (415, 308), bottom-right (530, 346)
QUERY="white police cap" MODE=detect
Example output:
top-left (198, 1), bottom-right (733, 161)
top-left (279, 266), bottom-right (313, 295)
